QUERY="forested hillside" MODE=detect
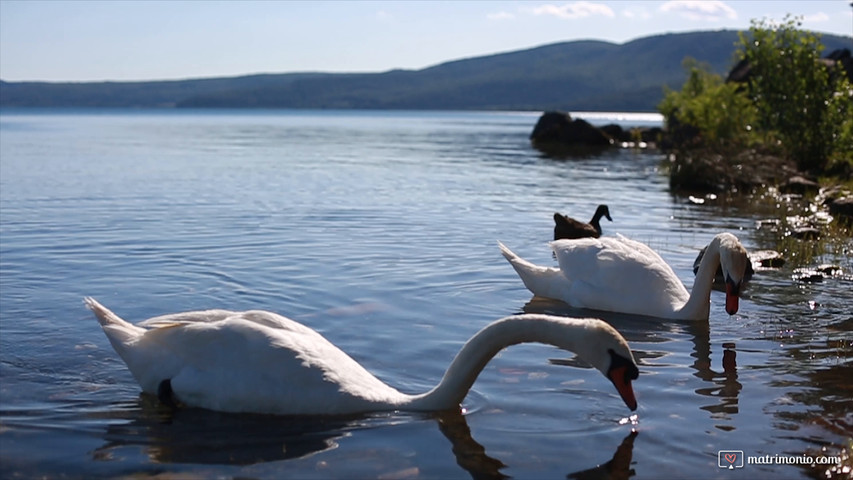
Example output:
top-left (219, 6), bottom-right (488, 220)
top-left (2, 30), bottom-right (849, 112)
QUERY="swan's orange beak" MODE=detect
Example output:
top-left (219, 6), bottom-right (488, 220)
top-left (725, 277), bottom-right (740, 315)
top-left (608, 366), bottom-right (638, 411)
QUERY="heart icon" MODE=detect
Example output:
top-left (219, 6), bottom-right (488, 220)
top-left (725, 453), bottom-right (737, 464)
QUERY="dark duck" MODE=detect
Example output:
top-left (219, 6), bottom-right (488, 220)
top-left (554, 205), bottom-right (612, 240)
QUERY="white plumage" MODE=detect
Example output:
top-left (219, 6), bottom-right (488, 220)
top-left (87, 297), bottom-right (639, 415)
top-left (499, 232), bottom-right (748, 320)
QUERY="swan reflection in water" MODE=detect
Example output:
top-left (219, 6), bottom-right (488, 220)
top-left (689, 322), bottom-right (742, 422)
top-left (522, 297), bottom-right (743, 424)
top-left (91, 395), bottom-right (638, 479)
top-left (92, 395), bottom-right (356, 465)
top-left (568, 430), bottom-right (639, 480)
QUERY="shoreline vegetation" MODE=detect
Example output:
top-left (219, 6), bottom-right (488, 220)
top-left (529, 19), bottom-right (851, 278)
top-left (657, 17), bottom-right (852, 263)
top-left (533, 19), bottom-right (851, 191)
top-left (660, 18), bottom-right (851, 187)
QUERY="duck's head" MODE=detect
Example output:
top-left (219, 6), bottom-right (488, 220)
top-left (717, 233), bottom-right (749, 315)
top-left (573, 319), bottom-right (639, 411)
top-left (596, 204), bottom-right (613, 222)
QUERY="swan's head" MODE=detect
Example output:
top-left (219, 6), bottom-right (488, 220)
top-left (716, 233), bottom-right (749, 315)
top-left (570, 319), bottom-right (639, 411)
top-left (595, 204), bottom-right (613, 222)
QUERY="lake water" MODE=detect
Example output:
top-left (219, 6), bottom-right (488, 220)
top-left (0, 109), bottom-right (850, 479)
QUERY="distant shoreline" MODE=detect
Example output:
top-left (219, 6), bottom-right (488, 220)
top-left (2, 30), bottom-right (849, 113)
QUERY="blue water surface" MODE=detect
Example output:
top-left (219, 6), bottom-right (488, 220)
top-left (0, 109), bottom-right (850, 479)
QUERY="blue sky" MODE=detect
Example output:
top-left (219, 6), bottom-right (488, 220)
top-left (1, 1), bottom-right (850, 82)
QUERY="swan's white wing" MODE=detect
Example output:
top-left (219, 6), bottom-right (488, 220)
top-left (552, 237), bottom-right (689, 317)
top-left (131, 318), bottom-right (403, 415)
top-left (138, 309), bottom-right (237, 327)
top-left (613, 233), bottom-right (673, 268)
top-left (138, 309), bottom-right (321, 337)
top-left (550, 238), bottom-right (605, 279)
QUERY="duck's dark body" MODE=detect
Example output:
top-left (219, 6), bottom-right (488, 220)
top-left (554, 205), bottom-right (612, 240)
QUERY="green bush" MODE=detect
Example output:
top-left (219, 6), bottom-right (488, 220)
top-left (659, 58), bottom-right (756, 150)
top-left (825, 78), bottom-right (853, 176)
top-left (737, 16), bottom-right (853, 172)
top-left (659, 16), bottom-right (853, 177)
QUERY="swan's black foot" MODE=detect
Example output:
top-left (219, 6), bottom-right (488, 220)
top-left (157, 379), bottom-right (181, 409)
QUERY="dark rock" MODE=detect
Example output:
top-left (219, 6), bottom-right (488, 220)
top-left (750, 250), bottom-right (786, 268)
top-left (790, 227), bottom-right (821, 240)
top-left (561, 118), bottom-right (610, 146)
top-left (780, 175), bottom-right (820, 195)
top-left (530, 111), bottom-right (613, 154)
top-left (793, 269), bottom-right (825, 283)
top-left (669, 148), bottom-right (797, 194)
top-left (793, 264), bottom-right (843, 283)
top-left (669, 152), bottom-right (727, 192)
top-left (818, 186), bottom-right (848, 205)
top-left (530, 112), bottom-right (660, 155)
top-left (639, 126), bottom-right (663, 144)
top-left (661, 117), bottom-right (701, 150)
top-left (599, 124), bottom-right (626, 142)
top-left (530, 111), bottom-right (572, 141)
top-left (828, 196), bottom-right (853, 222)
top-left (815, 264), bottom-right (843, 275)
top-left (599, 124), bottom-right (662, 147)
top-left (726, 58), bottom-right (752, 83)
top-left (756, 218), bottom-right (782, 230)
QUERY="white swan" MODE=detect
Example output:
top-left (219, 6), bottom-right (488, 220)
top-left (86, 297), bottom-right (639, 415)
top-left (499, 232), bottom-right (749, 321)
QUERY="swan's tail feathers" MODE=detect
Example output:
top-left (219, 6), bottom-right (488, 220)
top-left (498, 240), bottom-right (518, 263)
top-left (85, 297), bottom-right (145, 345)
top-left (498, 241), bottom-right (549, 274)
top-left (497, 242), bottom-right (568, 301)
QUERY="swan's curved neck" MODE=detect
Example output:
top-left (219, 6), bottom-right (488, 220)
top-left (677, 238), bottom-right (721, 320)
top-left (404, 316), bottom-right (594, 411)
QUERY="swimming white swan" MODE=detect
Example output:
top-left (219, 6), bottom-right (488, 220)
top-left (499, 232), bottom-right (748, 321)
top-left (86, 297), bottom-right (639, 415)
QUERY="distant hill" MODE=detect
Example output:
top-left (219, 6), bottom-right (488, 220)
top-left (2, 30), bottom-right (850, 112)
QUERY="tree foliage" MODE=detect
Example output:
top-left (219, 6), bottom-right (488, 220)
top-left (658, 58), bottom-right (756, 150)
top-left (737, 16), bottom-right (852, 172)
top-left (659, 16), bottom-right (852, 176)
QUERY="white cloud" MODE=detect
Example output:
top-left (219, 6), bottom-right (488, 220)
top-left (375, 10), bottom-right (393, 22)
top-left (487, 11), bottom-right (515, 21)
top-left (659, 0), bottom-right (737, 22)
top-left (620, 6), bottom-right (652, 20)
top-left (802, 12), bottom-right (830, 23)
top-left (529, 2), bottom-right (615, 20)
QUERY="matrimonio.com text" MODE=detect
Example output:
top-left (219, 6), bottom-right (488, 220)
top-left (718, 450), bottom-right (843, 470)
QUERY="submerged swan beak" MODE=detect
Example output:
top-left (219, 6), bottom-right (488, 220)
top-left (608, 351), bottom-right (639, 411)
top-left (724, 275), bottom-right (741, 315)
